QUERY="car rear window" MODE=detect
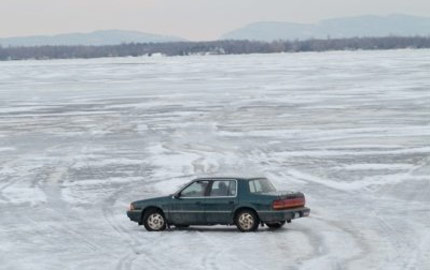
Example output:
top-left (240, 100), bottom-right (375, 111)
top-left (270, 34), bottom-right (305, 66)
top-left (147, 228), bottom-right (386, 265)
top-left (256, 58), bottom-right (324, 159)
top-left (249, 178), bottom-right (276, 193)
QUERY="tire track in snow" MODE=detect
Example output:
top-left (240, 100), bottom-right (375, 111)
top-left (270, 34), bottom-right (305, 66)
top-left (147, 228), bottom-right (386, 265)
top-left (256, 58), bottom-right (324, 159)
top-left (102, 183), bottom-right (164, 270)
top-left (269, 165), bottom-right (371, 270)
top-left (102, 174), bottom-right (192, 270)
top-left (29, 164), bottom-right (106, 252)
top-left (194, 229), bottom-right (262, 270)
top-left (295, 216), bottom-right (368, 270)
top-left (0, 158), bottom-right (24, 202)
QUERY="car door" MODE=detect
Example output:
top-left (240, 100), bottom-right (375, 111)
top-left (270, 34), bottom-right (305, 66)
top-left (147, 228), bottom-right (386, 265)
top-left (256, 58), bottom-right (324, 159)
top-left (168, 180), bottom-right (209, 225)
top-left (204, 180), bottom-right (238, 224)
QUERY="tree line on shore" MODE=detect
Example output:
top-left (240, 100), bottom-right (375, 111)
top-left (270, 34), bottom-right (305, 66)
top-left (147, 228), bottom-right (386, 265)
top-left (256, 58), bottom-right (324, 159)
top-left (1, 36), bottom-right (430, 61)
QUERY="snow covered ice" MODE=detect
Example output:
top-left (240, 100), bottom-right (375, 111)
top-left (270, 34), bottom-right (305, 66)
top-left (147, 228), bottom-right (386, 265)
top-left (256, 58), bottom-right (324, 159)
top-left (0, 49), bottom-right (429, 270)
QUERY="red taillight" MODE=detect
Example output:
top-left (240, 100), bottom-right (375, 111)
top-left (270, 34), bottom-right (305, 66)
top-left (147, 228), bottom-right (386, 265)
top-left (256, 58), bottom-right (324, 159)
top-left (128, 203), bottom-right (135, 211)
top-left (272, 199), bottom-right (284, 210)
top-left (272, 197), bottom-right (305, 210)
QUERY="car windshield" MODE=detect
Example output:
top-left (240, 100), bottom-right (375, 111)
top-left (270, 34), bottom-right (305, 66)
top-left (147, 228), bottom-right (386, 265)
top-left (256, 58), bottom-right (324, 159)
top-left (248, 178), bottom-right (277, 193)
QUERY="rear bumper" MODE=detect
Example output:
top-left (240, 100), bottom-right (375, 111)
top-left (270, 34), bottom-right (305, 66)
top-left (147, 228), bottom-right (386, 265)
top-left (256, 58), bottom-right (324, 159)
top-left (257, 207), bottom-right (310, 223)
top-left (127, 210), bottom-right (142, 224)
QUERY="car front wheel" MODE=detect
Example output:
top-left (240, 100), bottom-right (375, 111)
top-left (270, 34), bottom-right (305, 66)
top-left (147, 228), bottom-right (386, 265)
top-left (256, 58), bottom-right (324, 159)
top-left (235, 210), bottom-right (259, 232)
top-left (143, 209), bottom-right (166, 231)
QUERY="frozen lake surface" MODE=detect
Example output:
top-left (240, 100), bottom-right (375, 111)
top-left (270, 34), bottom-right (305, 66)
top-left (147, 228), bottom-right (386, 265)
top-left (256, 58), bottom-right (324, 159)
top-left (0, 50), bottom-right (429, 270)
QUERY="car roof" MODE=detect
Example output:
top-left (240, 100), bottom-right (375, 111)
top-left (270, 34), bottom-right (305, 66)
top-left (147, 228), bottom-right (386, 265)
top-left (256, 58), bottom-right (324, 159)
top-left (194, 177), bottom-right (266, 181)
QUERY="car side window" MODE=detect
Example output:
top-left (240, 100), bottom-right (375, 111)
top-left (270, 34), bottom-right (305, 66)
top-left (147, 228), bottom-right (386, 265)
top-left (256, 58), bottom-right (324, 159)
top-left (249, 180), bottom-right (256, 193)
top-left (180, 181), bottom-right (209, 197)
top-left (249, 178), bottom-right (276, 193)
top-left (249, 180), bottom-right (263, 193)
top-left (209, 180), bottom-right (236, 197)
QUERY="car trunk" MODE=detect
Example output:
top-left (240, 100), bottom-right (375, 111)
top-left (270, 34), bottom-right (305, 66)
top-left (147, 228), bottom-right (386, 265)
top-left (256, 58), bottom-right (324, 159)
top-left (263, 191), bottom-right (306, 210)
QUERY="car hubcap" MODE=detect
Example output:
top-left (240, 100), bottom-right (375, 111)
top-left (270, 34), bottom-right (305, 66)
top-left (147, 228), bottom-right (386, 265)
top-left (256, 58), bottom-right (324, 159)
top-left (238, 213), bottom-right (254, 230)
top-left (147, 213), bottom-right (164, 230)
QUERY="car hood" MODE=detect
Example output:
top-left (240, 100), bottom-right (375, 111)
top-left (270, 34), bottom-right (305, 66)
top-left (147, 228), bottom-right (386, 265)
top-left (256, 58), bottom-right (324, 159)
top-left (131, 195), bottom-right (170, 209)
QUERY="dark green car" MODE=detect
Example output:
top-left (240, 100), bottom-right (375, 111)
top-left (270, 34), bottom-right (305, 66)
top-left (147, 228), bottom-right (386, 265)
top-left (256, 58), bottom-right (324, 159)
top-left (127, 177), bottom-right (310, 232)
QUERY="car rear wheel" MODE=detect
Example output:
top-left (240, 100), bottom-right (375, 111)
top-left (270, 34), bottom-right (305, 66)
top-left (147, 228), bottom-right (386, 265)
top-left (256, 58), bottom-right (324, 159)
top-left (143, 209), bottom-right (166, 231)
top-left (266, 221), bottom-right (286, 229)
top-left (235, 210), bottom-right (259, 232)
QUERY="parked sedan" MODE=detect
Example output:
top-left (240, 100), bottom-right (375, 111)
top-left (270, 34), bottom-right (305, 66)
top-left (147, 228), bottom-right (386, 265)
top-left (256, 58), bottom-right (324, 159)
top-left (127, 177), bottom-right (310, 232)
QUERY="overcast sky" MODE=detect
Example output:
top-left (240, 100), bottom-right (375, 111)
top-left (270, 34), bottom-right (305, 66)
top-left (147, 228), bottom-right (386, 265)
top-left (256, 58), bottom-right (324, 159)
top-left (1, 0), bottom-right (429, 40)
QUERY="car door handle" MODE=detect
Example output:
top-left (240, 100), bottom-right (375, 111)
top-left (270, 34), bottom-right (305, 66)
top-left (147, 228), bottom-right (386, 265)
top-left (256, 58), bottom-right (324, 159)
top-left (228, 201), bottom-right (234, 204)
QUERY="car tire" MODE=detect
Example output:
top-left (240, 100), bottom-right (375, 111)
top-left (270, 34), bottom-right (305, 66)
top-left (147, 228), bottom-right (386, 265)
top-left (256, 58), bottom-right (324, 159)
top-left (142, 209), bottom-right (166, 231)
top-left (266, 221), bottom-right (286, 229)
top-left (235, 209), bottom-right (259, 232)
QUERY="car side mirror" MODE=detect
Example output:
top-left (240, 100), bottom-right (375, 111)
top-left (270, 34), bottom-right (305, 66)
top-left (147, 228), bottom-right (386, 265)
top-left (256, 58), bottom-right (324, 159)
top-left (172, 193), bottom-right (180, 199)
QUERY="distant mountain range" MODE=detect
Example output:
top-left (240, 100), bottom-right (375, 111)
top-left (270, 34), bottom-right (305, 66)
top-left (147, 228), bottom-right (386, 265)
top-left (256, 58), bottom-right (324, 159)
top-left (221, 14), bottom-right (430, 41)
top-left (0, 30), bottom-right (185, 47)
top-left (1, 14), bottom-right (430, 47)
